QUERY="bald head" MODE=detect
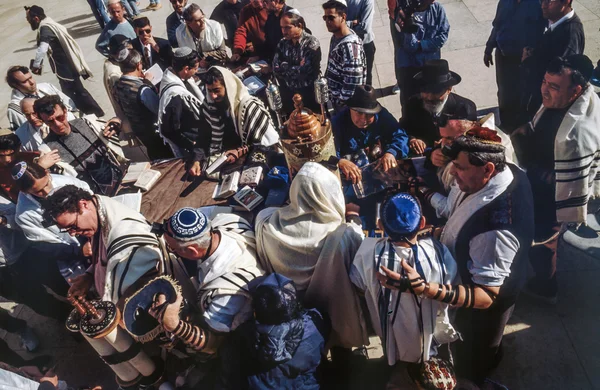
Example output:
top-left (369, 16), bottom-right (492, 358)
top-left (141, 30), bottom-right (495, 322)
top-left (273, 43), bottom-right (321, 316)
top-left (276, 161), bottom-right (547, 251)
top-left (21, 97), bottom-right (44, 128)
top-left (108, 0), bottom-right (125, 22)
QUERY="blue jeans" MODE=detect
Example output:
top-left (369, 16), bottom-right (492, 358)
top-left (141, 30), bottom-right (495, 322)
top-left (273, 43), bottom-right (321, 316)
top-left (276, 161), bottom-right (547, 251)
top-left (121, 0), bottom-right (140, 16)
top-left (87, 0), bottom-right (110, 28)
top-left (149, 0), bottom-right (161, 4)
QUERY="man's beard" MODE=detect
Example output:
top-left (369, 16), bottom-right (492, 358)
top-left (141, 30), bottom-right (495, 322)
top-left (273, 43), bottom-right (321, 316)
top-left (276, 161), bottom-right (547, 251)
top-left (30, 22), bottom-right (40, 30)
top-left (423, 95), bottom-right (449, 115)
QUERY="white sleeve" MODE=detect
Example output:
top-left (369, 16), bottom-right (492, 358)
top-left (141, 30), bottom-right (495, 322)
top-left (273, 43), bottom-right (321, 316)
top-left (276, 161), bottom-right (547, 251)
top-left (430, 192), bottom-right (450, 219)
top-left (467, 230), bottom-right (520, 287)
top-left (16, 207), bottom-right (64, 244)
top-left (204, 295), bottom-right (248, 333)
top-left (33, 42), bottom-right (49, 68)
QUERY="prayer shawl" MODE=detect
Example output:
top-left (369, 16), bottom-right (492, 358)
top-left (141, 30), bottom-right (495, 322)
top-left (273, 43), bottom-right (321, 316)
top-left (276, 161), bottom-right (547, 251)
top-left (438, 168), bottom-right (514, 256)
top-left (202, 66), bottom-right (279, 152)
top-left (7, 82), bottom-right (75, 131)
top-left (15, 121), bottom-right (49, 152)
top-left (255, 162), bottom-right (367, 348)
top-left (350, 237), bottom-right (459, 365)
top-left (37, 17), bottom-right (94, 78)
top-left (196, 213), bottom-right (264, 332)
top-left (176, 19), bottom-right (224, 53)
top-left (16, 174), bottom-right (90, 245)
top-left (96, 195), bottom-right (163, 303)
top-left (157, 68), bottom-right (205, 156)
top-left (531, 85), bottom-right (600, 223)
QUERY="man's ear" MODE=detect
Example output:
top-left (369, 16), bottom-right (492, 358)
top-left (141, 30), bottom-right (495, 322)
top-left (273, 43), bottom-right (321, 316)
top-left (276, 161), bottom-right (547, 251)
top-left (484, 161), bottom-right (495, 180)
top-left (419, 216), bottom-right (426, 230)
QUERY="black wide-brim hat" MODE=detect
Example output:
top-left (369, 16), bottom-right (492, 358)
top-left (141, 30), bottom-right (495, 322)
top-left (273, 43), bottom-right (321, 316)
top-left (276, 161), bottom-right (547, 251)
top-left (413, 59), bottom-right (462, 90)
top-left (346, 85), bottom-right (382, 114)
top-left (123, 276), bottom-right (181, 343)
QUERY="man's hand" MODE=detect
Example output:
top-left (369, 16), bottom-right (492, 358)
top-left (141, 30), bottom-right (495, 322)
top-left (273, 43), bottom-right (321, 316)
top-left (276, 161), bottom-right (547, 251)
top-left (339, 158), bottom-right (362, 184)
top-left (430, 148), bottom-right (449, 167)
top-left (246, 56), bottom-right (260, 64)
top-left (188, 161), bottom-right (202, 177)
top-left (377, 262), bottom-right (427, 295)
top-left (102, 118), bottom-right (121, 138)
top-left (409, 138), bottom-right (427, 155)
top-left (146, 36), bottom-right (159, 51)
top-left (37, 149), bottom-right (61, 168)
top-left (483, 53), bottom-right (494, 68)
top-left (522, 47), bottom-right (533, 62)
top-left (149, 292), bottom-right (183, 332)
top-left (38, 370), bottom-right (59, 387)
top-left (31, 67), bottom-right (42, 75)
top-left (68, 272), bottom-right (94, 298)
top-left (81, 241), bottom-right (93, 257)
top-left (230, 53), bottom-right (241, 63)
top-left (375, 152), bottom-right (398, 172)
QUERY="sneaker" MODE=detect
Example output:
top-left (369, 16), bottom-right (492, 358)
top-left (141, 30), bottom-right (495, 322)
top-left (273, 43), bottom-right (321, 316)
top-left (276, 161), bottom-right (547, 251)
top-left (17, 326), bottom-right (40, 352)
top-left (522, 279), bottom-right (558, 305)
top-left (146, 3), bottom-right (156, 9)
top-left (392, 84), bottom-right (400, 94)
top-left (152, 3), bottom-right (162, 9)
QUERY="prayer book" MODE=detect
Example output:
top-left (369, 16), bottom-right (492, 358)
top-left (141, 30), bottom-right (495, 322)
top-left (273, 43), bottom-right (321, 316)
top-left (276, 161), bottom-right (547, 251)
top-left (134, 169), bottom-right (162, 191)
top-left (111, 192), bottom-right (143, 212)
top-left (234, 186), bottom-right (264, 211)
top-left (240, 166), bottom-right (263, 187)
top-left (143, 63), bottom-right (164, 86)
top-left (243, 76), bottom-right (266, 95)
top-left (214, 171), bottom-right (240, 199)
top-left (123, 162), bottom-right (152, 183)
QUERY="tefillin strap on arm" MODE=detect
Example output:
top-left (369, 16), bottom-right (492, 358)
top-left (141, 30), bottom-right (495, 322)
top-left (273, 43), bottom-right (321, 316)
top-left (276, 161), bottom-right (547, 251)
top-left (172, 320), bottom-right (206, 351)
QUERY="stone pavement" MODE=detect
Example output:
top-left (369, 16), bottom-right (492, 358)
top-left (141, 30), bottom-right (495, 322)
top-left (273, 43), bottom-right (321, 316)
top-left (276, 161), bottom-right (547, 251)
top-left (0, 0), bottom-right (600, 389)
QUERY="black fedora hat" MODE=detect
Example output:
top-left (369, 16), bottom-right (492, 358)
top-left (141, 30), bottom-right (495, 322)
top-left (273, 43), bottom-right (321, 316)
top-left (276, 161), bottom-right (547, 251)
top-left (413, 59), bottom-right (462, 90)
top-left (346, 85), bottom-right (382, 114)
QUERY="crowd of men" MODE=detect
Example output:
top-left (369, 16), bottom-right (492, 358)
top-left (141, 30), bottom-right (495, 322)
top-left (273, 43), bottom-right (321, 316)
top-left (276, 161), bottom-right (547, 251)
top-left (1, 0), bottom-right (600, 389)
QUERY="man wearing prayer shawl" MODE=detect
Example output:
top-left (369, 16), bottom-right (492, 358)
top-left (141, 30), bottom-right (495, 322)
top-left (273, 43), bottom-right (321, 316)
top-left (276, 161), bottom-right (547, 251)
top-left (148, 208), bottom-right (263, 388)
top-left (255, 162), bottom-right (368, 349)
top-left (407, 131), bottom-right (534, 389)
top-left (350, 194), bottom-right (458, 375)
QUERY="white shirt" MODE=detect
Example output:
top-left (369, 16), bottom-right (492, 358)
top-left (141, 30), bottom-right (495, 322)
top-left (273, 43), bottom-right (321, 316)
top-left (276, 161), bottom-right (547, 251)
top-left (548, 9), bottom-right (575, 31)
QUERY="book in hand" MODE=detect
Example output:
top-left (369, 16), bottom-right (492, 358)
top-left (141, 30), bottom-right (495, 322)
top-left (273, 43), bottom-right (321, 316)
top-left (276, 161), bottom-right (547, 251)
top-left (123, 162), bottom-right (152, 183)
top-left (143, 63), bottom-right (164, 86)
top-left (240, 166), bottom-right (263, 187)
top-left (234, 186), bottom-right (264, 211)
top-left (134, 169), bottom-right (162, 191)
top-left (214, 171), bottom-right (240, 200)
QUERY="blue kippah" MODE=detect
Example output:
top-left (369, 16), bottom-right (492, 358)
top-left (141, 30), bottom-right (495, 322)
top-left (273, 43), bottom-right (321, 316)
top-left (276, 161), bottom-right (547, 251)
top-left (168, 207), bottom-right (210, 242)
top-left (381, 193), bottom-right (422, 241)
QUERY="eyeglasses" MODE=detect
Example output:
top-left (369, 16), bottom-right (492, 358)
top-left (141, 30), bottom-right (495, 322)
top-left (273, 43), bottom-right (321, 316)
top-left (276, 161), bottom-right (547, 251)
top-left (322, 15), bottom-right (338, 22)
top-left (138, 28), bottom-right (152, 35)
top-left (59, 213), bottom-right (80, 234)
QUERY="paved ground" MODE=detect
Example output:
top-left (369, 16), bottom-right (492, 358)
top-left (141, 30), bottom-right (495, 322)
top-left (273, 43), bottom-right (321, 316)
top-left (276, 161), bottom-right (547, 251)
top-left (1, 0), bottom-right (600, 389)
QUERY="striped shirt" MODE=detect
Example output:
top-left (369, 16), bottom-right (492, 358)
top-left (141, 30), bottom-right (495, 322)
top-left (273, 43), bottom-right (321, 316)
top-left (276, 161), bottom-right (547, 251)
top-left (325, 32), bottom-right (366, 106)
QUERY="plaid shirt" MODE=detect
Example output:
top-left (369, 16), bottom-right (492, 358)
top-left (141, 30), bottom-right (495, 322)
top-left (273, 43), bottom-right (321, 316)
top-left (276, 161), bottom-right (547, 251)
top-left (272, 31), bottom-right (322, 90)
top-left (325, 32), bottom-right (366, 106)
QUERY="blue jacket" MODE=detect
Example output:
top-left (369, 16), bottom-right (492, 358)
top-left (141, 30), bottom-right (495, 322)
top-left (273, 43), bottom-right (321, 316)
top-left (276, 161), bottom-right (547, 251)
top-left (166, 11), bottom-right (183, 48)
top-left (221, 309), bottom-right (326, 389)
top-left (395, 2), bottom-right (449, 68)
top-left (333, 106), bottom-right (409, 161)
top-left (485, 0), bottom-right (545, 57)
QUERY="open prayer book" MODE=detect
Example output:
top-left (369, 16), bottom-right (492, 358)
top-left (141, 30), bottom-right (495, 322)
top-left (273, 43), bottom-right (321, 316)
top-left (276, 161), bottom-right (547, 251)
top-left (123, 162), bottom-right (152, 183)
top-left (143, 63), bottom-right (163, 86)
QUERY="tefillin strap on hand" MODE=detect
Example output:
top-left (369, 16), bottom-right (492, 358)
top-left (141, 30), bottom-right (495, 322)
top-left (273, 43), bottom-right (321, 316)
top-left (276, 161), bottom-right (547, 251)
top-left (386, 276), bottom-right (425, 293)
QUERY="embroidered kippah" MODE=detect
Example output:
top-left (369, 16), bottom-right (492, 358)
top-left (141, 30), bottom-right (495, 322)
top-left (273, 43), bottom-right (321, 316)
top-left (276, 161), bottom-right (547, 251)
top-left (173, 47), bottom-right (193, 58)
top-left (11, 161), bottom-right (28, 181)
top-left (168, 207), bottom-right (210, 242)
top-left (381, 193), bottom-right (421, 240)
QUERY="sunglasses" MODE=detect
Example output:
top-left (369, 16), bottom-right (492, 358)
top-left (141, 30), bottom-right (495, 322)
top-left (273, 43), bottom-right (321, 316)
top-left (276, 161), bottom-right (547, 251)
top-left (322, 15), bottom-right (338, 22)
top-left (138, 28), bottom-right (151, 35)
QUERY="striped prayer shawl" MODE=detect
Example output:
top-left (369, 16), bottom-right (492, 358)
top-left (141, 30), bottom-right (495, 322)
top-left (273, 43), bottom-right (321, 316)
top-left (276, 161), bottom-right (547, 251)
top-left (534, 86), bottom-right (600, 223)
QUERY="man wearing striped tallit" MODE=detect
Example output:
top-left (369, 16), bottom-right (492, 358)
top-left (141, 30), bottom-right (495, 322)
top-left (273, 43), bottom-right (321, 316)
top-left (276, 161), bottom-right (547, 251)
top-left (513, 54), bottom-right (600, 303)
top-left (200, 66), bottom-right (280, 168)
top-left (152, 207), bottom-right (263, 370)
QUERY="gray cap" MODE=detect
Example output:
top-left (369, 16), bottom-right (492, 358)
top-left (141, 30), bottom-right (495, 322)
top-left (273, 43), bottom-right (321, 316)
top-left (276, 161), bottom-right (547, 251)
top-left (173, 47), bottom-right (193, 58)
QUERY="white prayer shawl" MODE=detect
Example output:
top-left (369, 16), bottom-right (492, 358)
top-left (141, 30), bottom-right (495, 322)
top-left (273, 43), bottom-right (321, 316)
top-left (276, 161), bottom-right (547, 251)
top-left (255, 162), bottom-right (359, 290)
top-left (532, 85), bottom-right (600, 223)
top-left (37, 17), bottom-right (94, 78)
top-left (195, 213), bottom-right (264, 332)
top-left (103, 59), bottom-right (131, 134)
top-left (15, 122), bottom-right (49, 152)
top-left (7, 82), bottom-right (75, 130)
top-left (438, 168), bottom-right (514, 256)
top-left (0, 368), bottom-right (39, 390)
top-left (350, 237), bottom-right (459, 365)
top-left (16, 174), bottom-right (91, 245)
top-left (96, 195), bottom-right (163, 303)
top-left (157, 68), bottom-right (205, 156)
top-left (175, 19), bottom-right (224, 52)
top-left (205, 66), bottom-right (279, 148)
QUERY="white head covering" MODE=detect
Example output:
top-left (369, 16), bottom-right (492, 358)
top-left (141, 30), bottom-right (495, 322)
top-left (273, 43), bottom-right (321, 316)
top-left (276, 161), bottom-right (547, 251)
top-left (255, 162), bottom-right (346, 288)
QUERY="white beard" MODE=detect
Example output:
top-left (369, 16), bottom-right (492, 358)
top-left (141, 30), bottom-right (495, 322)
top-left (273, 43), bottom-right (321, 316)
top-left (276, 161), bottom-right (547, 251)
top-left (423, 94), bottom-right (449, 116)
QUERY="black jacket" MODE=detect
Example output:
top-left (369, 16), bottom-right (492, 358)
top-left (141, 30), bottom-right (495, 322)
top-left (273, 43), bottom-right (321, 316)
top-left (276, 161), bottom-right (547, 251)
top-left (166, 11), bottom-right (183, 48)
top-left (210, 0), bottom-right (247, 47)
top-left (522, 13), bottom-right (585, 115)
top-left (399, 92), bottom-right (477, 147)
top-left (132, 36), bottom-right (173, 71)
